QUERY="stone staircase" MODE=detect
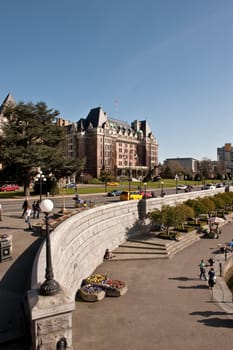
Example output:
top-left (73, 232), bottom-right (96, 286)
top-left (110, 230), bottom-right (201, 261)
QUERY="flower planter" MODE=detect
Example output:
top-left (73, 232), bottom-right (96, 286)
top-left (79, 284), bottom-right (106, 302)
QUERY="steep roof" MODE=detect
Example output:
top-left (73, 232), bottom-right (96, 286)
top-left (0, 93), bottom-right (16, 115)
top-left (86, 107), bottom-right (108, 128)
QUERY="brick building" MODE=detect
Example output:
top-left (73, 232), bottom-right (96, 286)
top-left (217, 143), bottom-right (233, 173)
top-left (0, 95), bottom-right (159, 180)
top-left (63, 107), bottom-right (159, 179)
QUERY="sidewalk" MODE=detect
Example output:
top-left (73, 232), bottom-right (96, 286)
top-left (73, 220), bottom-right (233, 350)
top-left (0, 213), bottom-right (41, 349)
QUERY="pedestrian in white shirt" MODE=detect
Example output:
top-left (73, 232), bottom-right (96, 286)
top-left (25, 205), bottom-right (32, 230)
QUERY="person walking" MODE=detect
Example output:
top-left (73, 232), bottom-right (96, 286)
top-left (22, 197), bottom-right (29, 217)
top-left (25, 205), bottom-right (32, 230)
top-left (32, 201), bottom-right (37, 219)
top-left (199, 259), bottom-right (207, 281)
top-left (35, 200), bottom-right (40, 219)
top-left (208, 257), bottom-right (215, 266)
top-left (208, 268), bottom-right (216, 289)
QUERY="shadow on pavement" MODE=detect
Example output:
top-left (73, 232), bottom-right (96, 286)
top-left (198, 317), bottom-right (233, 328)
top-left (191, 310), bottom-right (233, 317)
top-left (0, 239), bottom-right (42, 293)
top-left (178, 284), bottom-right (208, 289)
top-left (0, 239), bottom-right (42, 348)
top-left (168, 276), bottom-right (199, 281)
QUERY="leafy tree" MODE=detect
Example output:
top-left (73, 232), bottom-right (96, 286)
top-left (149, 205), bottom-right (192, 235)
top-left (220, 192), bottom-right (233, 209)
top-left (174, 204), bottom-right (194, 229)
top-left (0, 101), bottom-right (74, 195)
top-left (198, 158), bottom-right (214, 179)
top-left (185, 198), bottom-right (208, 223)
top-left (199, 197), bottom-right (215, 212)
top-left (211, 194), bottom-right (225, 210)
top-left (214, 160), bottom-right (227, 179)
top-left (51, 158), bottom-right (85, 182)
top-left (99, 170), bottom-right (112, 183)
top-left (161, 161), bottom-right (185, 179)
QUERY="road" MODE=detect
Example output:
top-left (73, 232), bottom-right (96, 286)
top-left (0, 194), bottom-right (115, 215)
top-left (0, 185), bottom-right (205, 216)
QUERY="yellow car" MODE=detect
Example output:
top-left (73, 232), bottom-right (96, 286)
top-left (120, 191), bottom-right (143, 201)
top-left (107, 181), bottom-right (119, 186)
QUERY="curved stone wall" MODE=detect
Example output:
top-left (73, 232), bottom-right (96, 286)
top-left (31, 200), bottom-right (147, 299)
top-left (29, 188), bottom-right (227, 349)
top-left (31, 188), bottom-right (225, 299)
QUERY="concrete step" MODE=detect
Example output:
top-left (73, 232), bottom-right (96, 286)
top-left (109, 230), bottom-right (201, 261)
top-left (167, 234), bottom-right (200, 257)
top-left (119, 242), bottom-right (167, 251)
top-left (126, 238), bottom-right (167, 247)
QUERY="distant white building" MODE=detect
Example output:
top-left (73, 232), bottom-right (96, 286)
top-left (164, 157), bottom-right (198, 174)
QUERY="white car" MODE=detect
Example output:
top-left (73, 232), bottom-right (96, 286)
top-left (177, 184), bottom-right (187, 190)
top-left (203, 184), bottom-right (216, 190)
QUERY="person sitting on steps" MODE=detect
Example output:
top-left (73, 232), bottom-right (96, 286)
top-left (103, 248), bottom-right (115, 260)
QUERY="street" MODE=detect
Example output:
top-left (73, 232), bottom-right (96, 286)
top-left (0, 184), bottom-right (206, 216)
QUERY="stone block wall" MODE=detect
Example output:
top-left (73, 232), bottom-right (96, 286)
top-left (31, 200), bottom-right (146, 300)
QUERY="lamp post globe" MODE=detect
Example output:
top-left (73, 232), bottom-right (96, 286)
top-left (39, 199), bottom-right (60, 296)
top-left (40, 199), bottom-right (54, 213)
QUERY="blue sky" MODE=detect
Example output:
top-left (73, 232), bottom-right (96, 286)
top-left (1, 0), bottom-right (233, 163)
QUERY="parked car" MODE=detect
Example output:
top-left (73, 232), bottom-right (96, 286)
top-left (120, 191), bottom-right (143, 201)
top-left (66, 182), bottom-right (76, 188)
top-left (140, 190), bottom-right (152, 198)
top-left (107, 181), bottom-right (119, 186)
top-left (153, 176), bottom-right (161, 182)
top-left (131, 178), bottom-right (140, 182)
top-left (185, 185), bottom-right (193, 192)
top-left (216, 183), bottom-right (224, 188)
top-left (0, 184), bottom-right (20, 192)
top-left (203, 184), bottom-right (216, 190)
top-left (107, 190), bottom-right (122, 197)
top-left (177, 184), bottom-right (187, 190)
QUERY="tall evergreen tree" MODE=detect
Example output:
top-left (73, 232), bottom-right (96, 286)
top-left (0, 101), bottom-right (68, 195)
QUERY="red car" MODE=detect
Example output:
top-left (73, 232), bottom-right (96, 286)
top-left (140, 190), bottom-right (152, 198)
top-left (0, 184), bottom-right (20, 192)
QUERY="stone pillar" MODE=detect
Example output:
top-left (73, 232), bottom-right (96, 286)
top-left (27, 286), bottom-right (75, 350)
top-left (138, 198), bottom-right (148, 220)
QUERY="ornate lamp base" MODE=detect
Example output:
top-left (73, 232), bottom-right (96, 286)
top-left (40, 278), bottom-right (60, 296)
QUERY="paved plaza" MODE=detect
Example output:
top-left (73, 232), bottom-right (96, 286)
top-left (73, 222), bottom-right (233, 350)
top-left (0, 210), bottom-right (233, 349)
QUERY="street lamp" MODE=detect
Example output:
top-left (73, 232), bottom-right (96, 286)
top-left (160, 181), bottom-right (164, 197)
top-left (123, 154), bottom-right (130, 192)
top-left (105, 181), bottom-right (107, 193)
top-left (175, 174), bottom-right (178, 194)
top-left (143, 182), bottom-right (147, 199)
top-left (129, 168), bottom-right (132, 193)
top-left (36, 170), bottom-right (46, 202)
top-left (60, 178), bottom-right (67, 213)
top-left (39, 199), bottom-right (60, 296)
